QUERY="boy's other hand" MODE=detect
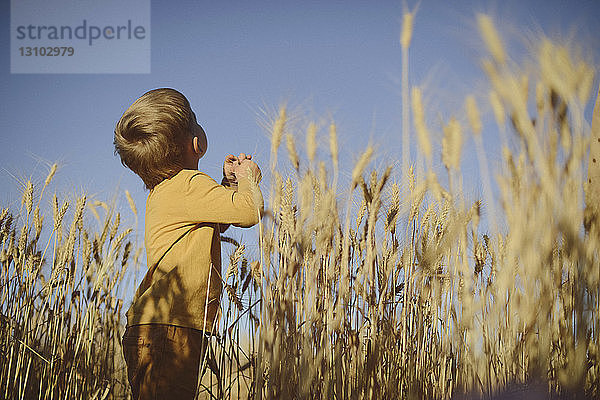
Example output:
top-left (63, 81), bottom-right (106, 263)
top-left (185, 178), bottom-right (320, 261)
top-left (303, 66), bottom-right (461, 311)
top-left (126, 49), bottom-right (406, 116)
top-left (223, 154), bottom-right (238, 183)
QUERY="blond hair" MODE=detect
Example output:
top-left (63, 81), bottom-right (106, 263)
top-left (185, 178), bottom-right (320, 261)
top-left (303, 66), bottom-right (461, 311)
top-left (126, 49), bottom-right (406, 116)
top-left (114, 88), bottom-right (195, 189)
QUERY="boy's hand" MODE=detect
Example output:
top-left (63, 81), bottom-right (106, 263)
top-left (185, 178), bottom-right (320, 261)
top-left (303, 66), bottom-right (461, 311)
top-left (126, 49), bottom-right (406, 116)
top-left (223, 153), bottom-right (252, 184)
top-left (234, 158), bottom-right (262, 183)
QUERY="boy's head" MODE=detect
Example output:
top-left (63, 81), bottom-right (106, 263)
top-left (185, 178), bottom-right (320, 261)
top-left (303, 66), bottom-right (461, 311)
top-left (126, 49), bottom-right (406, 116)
top-left (114, 88), bottom-right (207, 190)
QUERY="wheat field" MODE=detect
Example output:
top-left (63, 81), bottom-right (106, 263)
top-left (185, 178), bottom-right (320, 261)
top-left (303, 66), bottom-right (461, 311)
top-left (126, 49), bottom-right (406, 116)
top-left (1, 13), bottom-right (599, 400)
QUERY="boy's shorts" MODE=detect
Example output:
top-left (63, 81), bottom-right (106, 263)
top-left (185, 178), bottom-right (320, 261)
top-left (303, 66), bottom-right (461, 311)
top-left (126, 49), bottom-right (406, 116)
top-left (121, 324), bottom-right (212, 400)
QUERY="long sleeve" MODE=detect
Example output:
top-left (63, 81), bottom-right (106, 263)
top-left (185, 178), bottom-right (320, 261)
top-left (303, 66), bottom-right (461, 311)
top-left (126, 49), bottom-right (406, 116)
top-left (184, 171), bottom-right (263, 228)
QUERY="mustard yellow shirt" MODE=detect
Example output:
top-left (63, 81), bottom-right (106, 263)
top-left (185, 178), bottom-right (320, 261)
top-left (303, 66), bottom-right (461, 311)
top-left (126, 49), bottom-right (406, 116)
top-left (126, 169), bottom-right (263, 332)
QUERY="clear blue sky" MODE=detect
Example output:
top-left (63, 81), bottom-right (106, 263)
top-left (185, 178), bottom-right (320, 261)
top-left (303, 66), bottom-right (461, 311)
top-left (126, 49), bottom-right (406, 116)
top-left (1, 0), bottom-right (599, 249)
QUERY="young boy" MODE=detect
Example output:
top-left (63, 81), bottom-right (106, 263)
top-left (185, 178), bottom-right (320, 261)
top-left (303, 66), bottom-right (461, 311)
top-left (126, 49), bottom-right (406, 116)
top-left (114, 88), bottom-right (263, 399)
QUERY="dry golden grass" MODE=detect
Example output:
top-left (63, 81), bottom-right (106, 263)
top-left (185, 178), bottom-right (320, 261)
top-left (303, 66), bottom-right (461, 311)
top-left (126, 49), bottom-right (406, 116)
top-left (0, 165), bottom-right (141, 399)
top-left (242, 13), bottom-right (599, 399)
top-left (1, 12), bottom-right (598, 400)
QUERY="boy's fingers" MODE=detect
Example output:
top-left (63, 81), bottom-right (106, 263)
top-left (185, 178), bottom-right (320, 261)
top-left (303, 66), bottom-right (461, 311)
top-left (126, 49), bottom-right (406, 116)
top-left (227, 153), bottom-right (253, 166)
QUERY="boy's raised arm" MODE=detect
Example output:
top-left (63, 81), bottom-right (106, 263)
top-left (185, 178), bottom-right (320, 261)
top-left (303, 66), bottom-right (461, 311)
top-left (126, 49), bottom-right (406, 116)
top-left (184, 168), bottom-right (263, 228)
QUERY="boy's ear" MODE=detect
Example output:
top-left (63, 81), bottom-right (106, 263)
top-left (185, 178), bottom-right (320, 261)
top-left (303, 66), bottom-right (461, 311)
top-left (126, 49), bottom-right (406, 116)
top-left (192, 124), bottom-right (208, 158)
top-left (193, 136), bottom-right (202, 155)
